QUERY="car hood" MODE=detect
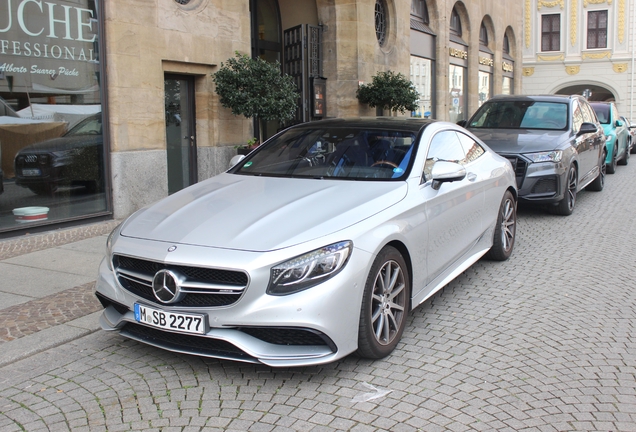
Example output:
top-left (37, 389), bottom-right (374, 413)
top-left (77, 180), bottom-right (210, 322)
top-left (121, 173), bottom-right (408, 252)
top-left (19, 134), bottom-right (102, 153)
top-left (468, 129), bottom-right (570, 154)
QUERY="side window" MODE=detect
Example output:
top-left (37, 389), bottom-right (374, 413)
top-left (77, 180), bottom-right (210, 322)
top-left (456, 133), bottom-right (485, 164)
top-left (572, 100), bottom-right (584, 133)
top-left (424, 130), bottom-right (466, 181)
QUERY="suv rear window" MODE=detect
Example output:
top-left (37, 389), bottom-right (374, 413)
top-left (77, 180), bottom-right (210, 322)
top-left (469, 100), bottom-right (568, 130)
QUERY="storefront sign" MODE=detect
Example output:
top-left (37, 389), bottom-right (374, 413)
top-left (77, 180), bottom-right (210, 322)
top-left (449, 47), bottom-right (467, 59)
top-left (502, 61), bottom-right (514, 72)
top-left (0, 0), bottom-right (97, 68)
top-left (479, 56), bottom-right (493, 67)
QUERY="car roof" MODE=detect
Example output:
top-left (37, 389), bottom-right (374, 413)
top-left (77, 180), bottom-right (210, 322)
top-left (485, 94), bottom-right (584, 104)
top-left (287, 117), bottom-right (437, 133)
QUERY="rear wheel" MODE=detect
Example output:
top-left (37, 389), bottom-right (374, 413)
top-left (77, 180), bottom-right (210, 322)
top-left (550, 164), bottom-right (577, 216)
top-left (618, 144), bottom-right (630, 165)
top-left (357, 246), bottom-right (410, 359)
top-left (485, 190), bottom-right (516, 261)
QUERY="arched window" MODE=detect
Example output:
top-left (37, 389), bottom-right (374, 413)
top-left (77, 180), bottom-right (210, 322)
top-left (503, 33), bottom-right (510, 54)
top-left (411, 0), bottom-right (429, 25)
top-left (375, 0), bottom-right (388, 47)
top-left (450, 8), bottom-right (462, 36)
top-left (479, 23), bottom-right (488, 47)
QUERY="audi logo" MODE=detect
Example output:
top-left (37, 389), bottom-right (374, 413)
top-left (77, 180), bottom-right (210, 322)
top-left (25, 155), bottom-right (38, 163)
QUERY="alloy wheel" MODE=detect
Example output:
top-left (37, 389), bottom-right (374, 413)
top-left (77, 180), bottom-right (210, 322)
top-left (566, 165), bottom-right (577, 211)
top-left (500, 197), bottom-right (516, 253)
top-left (371, 260), bottom-right (407, 346)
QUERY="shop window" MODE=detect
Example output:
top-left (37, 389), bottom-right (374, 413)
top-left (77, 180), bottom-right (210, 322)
top-left (587, 10), bottom-right (608, 49)
top-left (410, 56), bottom-right (433, 118)
top-left (0, 0), bottom-right (107, 233)
top-left (541, 14), bottom-right (561, 52)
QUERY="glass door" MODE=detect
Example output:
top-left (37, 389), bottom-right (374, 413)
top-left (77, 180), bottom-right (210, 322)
top-left (164, 75), bottom-right (197, 195)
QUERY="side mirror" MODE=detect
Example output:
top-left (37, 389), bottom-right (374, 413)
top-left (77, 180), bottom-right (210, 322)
top-left (229, 154), bottom-right (245, 169)
top-left (577, 122), bottom-right (598, 136)
top-left (456, 120), bottom-right (467, 127)
top-left (430, 161), bottom-right (467, 190)
top-left (615, 119), bottom-right (624, 127)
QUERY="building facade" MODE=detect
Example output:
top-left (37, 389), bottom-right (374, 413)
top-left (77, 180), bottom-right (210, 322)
top-left (0, 0), bottom-right (522, 236)
top-left (522, 0), bottom-right (636, 116)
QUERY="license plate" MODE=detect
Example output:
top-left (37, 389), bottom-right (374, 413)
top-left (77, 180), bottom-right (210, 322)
top-left (134, 303), bottom-right (207, 335)
top-left (22, 169), bottom-right (41, 176)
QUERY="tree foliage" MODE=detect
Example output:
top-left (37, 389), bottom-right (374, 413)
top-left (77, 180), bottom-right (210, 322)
top-left (356, 70), bottom-right (419, 114)
top-left (212, 52), bottom-right (299, 143)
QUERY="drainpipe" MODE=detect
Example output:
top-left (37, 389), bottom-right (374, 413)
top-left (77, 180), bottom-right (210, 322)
top-left (631, 0), bottom-right (635, 117)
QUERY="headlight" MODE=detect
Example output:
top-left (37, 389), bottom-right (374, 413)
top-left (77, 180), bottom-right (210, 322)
top-left (267, 241), bottom-right (353, 295)
top-left (524, 150), bottom-right (563, 163)
top-left (105, 223), bottom-right (123, 270)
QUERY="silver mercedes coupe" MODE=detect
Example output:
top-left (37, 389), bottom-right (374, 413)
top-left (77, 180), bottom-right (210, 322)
top-left (95, 118), bottom-right (517, 367)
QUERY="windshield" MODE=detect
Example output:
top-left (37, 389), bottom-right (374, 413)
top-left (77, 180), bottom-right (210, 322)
top-left (469, 100), bottom-right (568, 130)
top-left (66, 115), bottom-right (102, 136)
top-left (232, 126), bottom-right (418, 180)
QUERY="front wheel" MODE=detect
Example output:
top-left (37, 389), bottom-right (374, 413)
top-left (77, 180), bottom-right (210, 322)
top-left (357, 246), bottom-right (410, 359)
top-left (550, 164), bottom-right (577, 216)
top-left (485, 190), bottom-right (516, 261)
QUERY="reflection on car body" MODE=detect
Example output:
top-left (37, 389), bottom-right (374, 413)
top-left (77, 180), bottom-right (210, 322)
top-left (96, 118), bottom-right (517, 367)
top-left (461, 95), bottom-right (606, 216)
top-left (14, 113), bottom-right (103, 195)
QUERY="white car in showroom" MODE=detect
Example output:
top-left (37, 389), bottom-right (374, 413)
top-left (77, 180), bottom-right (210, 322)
top-left (96, 118), bottom-right (517, 367)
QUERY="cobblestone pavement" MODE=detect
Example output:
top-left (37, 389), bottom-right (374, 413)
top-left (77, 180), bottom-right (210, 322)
top-left (1, 162), bottom-right (636, 431)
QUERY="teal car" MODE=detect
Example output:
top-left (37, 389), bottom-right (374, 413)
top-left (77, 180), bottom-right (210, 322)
top-left (590, 102), bottom-right (630, 174)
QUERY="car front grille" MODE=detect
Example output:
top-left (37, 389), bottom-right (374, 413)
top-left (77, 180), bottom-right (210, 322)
top-left (113, 254), bottom-right (248, 308)
top-left (504, 156), bottom-right (527, 188)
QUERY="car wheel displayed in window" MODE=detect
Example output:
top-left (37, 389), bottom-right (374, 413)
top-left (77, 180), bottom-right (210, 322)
top-left (485, 190), bottom-right (517, 261)
top-left (550, 164), bottom-right (577, 216)
top-left (586, 150), bottom-right (606, 192)
top-left (357, 246), bottom-right (410, 359)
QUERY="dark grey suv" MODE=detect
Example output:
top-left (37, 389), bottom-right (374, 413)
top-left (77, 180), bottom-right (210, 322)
top-left (459, 95), bottom-right (606, 215)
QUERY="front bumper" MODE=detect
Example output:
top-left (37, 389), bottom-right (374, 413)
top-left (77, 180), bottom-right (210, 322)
top-left (504, 155), bottom-right (567, 204)
top-left (94, 236), bottom-right (371, 367)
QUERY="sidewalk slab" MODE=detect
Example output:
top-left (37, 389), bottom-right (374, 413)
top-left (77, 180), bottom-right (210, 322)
top-left (0, 311), bottom-right (102, 368)
top-left (0, 262), bottom-right (96, 300)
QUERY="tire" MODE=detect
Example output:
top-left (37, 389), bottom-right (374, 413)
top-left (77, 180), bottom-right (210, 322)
top-left (631, 140), bottom-right (636, 154)
top-left (607, 145), bottom-right (617, 174)
top-left (618, 144), bottom-right (629, 165)
top-left (586, 151), bottom-right (606, 192)
top-left (357, 246), bottom-right (410, 359)
top-left (485, 190), bottom-right (516, 261)
top-left (550, 164), bottom-right (577, 216)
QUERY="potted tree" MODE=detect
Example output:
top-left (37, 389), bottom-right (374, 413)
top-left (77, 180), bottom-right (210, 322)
top-left (356, 70), bottom-right (419, 116)
top-left (212, 52), bottom-right (299, 154)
